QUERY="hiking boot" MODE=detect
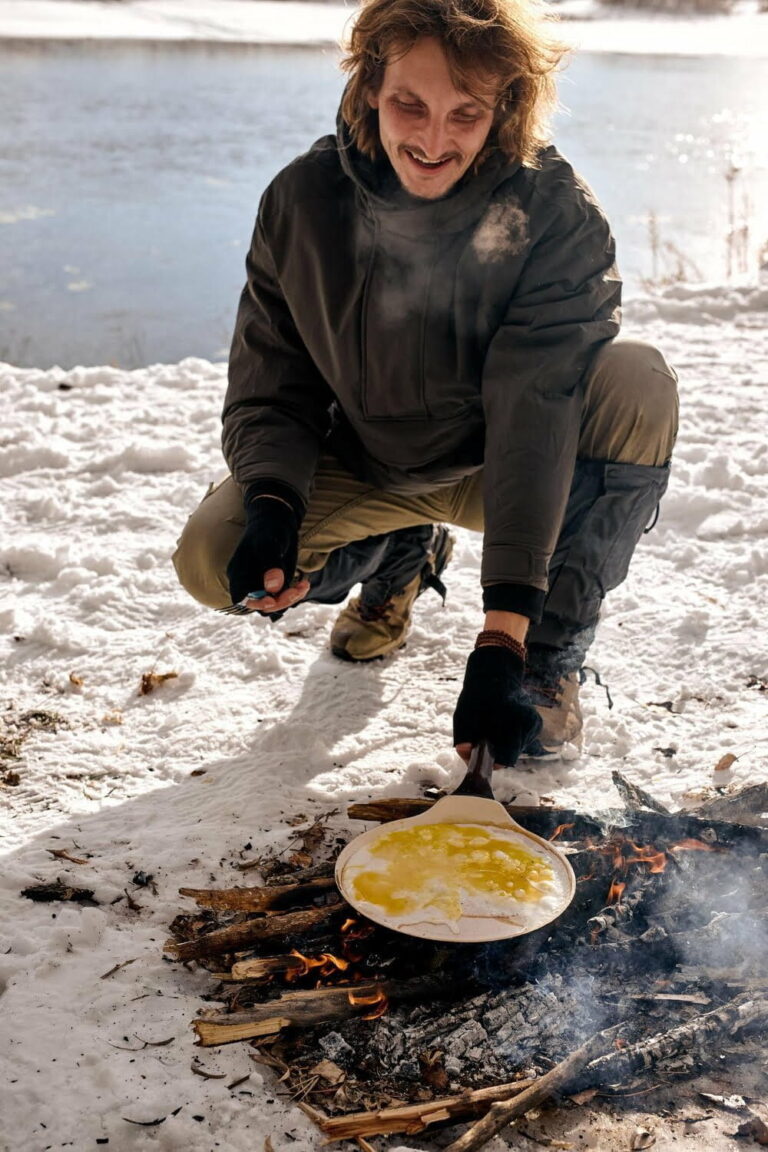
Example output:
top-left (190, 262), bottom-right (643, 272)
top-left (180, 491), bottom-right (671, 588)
top-left (520, 660), bottom-right (583, 760)
top-left (330, 526), bottom-right (453, 662)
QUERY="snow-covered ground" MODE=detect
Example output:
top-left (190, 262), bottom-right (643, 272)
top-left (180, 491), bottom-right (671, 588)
top-left (1, 0), bottom-right (768, 54)
top-left (1, 282), bottom-right (767, 1149)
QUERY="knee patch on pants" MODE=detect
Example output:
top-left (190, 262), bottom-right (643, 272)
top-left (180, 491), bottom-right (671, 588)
top-left (581, 339), bottom-right (679, 467)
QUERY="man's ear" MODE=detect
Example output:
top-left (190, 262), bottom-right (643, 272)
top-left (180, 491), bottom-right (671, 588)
top-left (367, 89), bottom-right (380, 110)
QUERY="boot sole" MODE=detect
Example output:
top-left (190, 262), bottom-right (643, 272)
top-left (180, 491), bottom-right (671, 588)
top-left (330, 643), bottom-right (406, 663)
top-left (517, 748), bottom-right (564, 762)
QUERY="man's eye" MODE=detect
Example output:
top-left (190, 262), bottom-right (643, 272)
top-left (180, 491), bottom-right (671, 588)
top-left (394, 100), bottom-right (423, 114)
top-left (453, 112), bottom-right (482, 124)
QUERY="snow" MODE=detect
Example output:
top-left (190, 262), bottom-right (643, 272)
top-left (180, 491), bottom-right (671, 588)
top-left (1, 283), bottom-right (767, 1149)
top-left (1, 0), bottom-right (768, 55)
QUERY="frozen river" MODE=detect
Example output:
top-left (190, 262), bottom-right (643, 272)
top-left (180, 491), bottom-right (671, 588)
top-left (1, 40), bottom-right (766, 368)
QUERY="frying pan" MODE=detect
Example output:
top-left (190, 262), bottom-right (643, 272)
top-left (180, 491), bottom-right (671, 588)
top-left (335, 742), bottom-right (576, 943)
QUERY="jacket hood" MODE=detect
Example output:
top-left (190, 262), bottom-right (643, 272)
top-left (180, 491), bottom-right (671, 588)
top-left (335, 101), bottom-right (522, 238)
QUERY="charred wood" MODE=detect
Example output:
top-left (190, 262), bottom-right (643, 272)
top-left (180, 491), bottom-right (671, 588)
top-left (178, 876), bottom-right (336, 912)
top-left (164, 904), bottom-right (346, 961)
top-left (444, 1023), bottom-right (623, 1152)
top-left (585, 878), bottom-right (655, 941)
top-left (263, 860), bottom-right (337, 884)
top-left (611, 770), bottom-right (672, 815)
top-left (346, 800), bottom-right (604, 840)
top-left (569, 994), bottom-right (768, 1092)
top-left (691, 783), bottom-right (768, 828)
top-left (193, 975), bottom-right (446, 1047)
top-left (346, 800), bottom-right (768, 852)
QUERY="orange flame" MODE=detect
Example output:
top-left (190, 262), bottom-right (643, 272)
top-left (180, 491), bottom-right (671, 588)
top-left (607, 880), bottom-right (626, 905)
top-left (624, 842), bottom-right (667, 873)
top-left (347, 986), bottom-right (389, 1020)
top-left (549, 823), bottom-right (575, 842)
top-left (284, 948), bottom-right (350, 983)
top-left (671, 839), bottom-right (719, 852)
top-left (341, 918), bottom-right (375, 941)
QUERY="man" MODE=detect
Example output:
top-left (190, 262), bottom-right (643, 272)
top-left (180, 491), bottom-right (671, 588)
top-left (174, 0), bottom-right (678, 766)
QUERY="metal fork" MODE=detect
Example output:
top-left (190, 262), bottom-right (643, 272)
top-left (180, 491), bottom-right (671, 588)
top-left (217, 590), bottom-right (267, 616)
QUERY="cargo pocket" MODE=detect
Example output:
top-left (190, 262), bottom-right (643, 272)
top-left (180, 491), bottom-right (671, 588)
top-left (544, 460), bottom-right (670, 630)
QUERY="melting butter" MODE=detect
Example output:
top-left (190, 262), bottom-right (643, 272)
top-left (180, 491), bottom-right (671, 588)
top-left (348, 821), bottom-right (558, 926)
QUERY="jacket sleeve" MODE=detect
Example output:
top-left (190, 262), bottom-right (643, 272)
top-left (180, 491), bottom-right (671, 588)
top-left (222, 193), bottom-right (334, 507)
top-left (480, 179), bottom-right (621, 621)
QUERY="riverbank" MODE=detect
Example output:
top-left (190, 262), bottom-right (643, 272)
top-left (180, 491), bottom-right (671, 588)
top-left (1, 0), bottom-right (768, 54)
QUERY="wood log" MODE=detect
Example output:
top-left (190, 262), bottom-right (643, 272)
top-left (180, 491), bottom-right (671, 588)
top-left (443, 1023), bottom-right (622, 1152)
top-left (178, 876), bottom-right (336, 912)
top-left (264, 860), bottom-right (337, 885)
top-left (193, 979), bottom-right (389, 1046)
top-left (611, 770), bottom-right (671, 815)
top-left (312, 1078), bottom-right (537, 1139)
top-left (164, 904), bottom-right (345, 961)
top-left (348, 798), bottom-right (433, 823)
top-left (346, 799), bottom-right (768, 851)
top-left (192, 973), bottom-right (448, 1047)
top-left (229, 955), bottom-right (307, 981)
top-left (439, 995), bottom-right (768, 1152)
top-left (195, 1017), bottom-right (291, 1045)
top-left (236, 858), bottom-right (336, 881)
top-left (568, 994), bottom-right (768, 1092)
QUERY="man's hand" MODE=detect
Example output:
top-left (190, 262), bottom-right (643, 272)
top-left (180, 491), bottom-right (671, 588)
top-left (453, 645), bottom-right (541, 767)
top-left (226, 495), bottom-right (309, 615)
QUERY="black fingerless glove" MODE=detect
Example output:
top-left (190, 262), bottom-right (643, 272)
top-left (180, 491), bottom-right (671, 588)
top-left (226, 485), bottom-right (301, 606)
top-left (452, 646), bottom-right (542, 768)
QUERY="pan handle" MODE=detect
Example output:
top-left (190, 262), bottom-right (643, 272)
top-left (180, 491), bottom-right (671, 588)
top-left (452, 741), bottom-right (495, 800)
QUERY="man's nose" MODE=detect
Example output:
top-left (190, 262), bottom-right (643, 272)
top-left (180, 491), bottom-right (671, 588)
top-left (420, 116), bottom-right (451, 159)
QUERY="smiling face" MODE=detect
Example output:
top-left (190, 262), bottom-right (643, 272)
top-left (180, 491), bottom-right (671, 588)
top-left (367, 37), bottom-right (499, 200)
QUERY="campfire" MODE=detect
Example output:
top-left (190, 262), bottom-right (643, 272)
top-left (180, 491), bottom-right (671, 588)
top-left (164, 777), bottom-right (768, 1149)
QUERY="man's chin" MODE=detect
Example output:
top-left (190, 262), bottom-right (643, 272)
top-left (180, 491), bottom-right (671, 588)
top-left (397, 169), bottom-right (461, 201)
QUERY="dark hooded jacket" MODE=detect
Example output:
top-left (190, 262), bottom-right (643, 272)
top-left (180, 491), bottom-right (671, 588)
top-left (223, 118), bottom-right (621, 619)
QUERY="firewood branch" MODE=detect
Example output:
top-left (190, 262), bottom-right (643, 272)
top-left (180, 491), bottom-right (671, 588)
top-left (178, 875), bottom-right (336, 911)
top-left (163, 903), bottom-right (345, 961)
top-left (310, 1077), bottom-right (536, 1140)
top-left (444, 1024), bottom-right (622, 1152)
top-left (569, 993), bottom-right (768, 1091)
top-left (447, 995), bottom-right (768, 1152)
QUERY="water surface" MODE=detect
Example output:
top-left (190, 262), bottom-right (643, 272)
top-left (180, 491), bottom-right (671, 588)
top-left (0, 40), bottom-right (766, 368)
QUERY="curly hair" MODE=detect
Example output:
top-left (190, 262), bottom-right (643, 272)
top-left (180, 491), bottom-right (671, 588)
top-left (340, 0), bottom-right (568, 169)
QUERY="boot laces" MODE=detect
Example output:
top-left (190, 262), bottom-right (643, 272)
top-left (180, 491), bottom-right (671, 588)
top-left (579, 665), bottom-right (614, 710)
top-left (358, 599), bottom-right (394, 623)
top-left (523, 669), bottom-right (566, 709)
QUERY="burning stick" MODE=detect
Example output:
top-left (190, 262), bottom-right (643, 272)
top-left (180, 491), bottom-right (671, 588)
top-left (228, 955), bottom-right (308, 981)
top-left (192, 974), bottom-right (445, 1047)
top-left (193, 981), bottom-right (391, 1046)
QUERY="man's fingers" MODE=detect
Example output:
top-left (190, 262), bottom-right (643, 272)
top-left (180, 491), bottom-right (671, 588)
top-left (245, 578), bottom-right (310, 615)
top-left (263, 567), bottom-right (286, 594)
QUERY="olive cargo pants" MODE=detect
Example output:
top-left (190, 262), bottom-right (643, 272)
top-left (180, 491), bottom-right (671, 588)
top-left (173, 339), bottom-right (678, 658)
